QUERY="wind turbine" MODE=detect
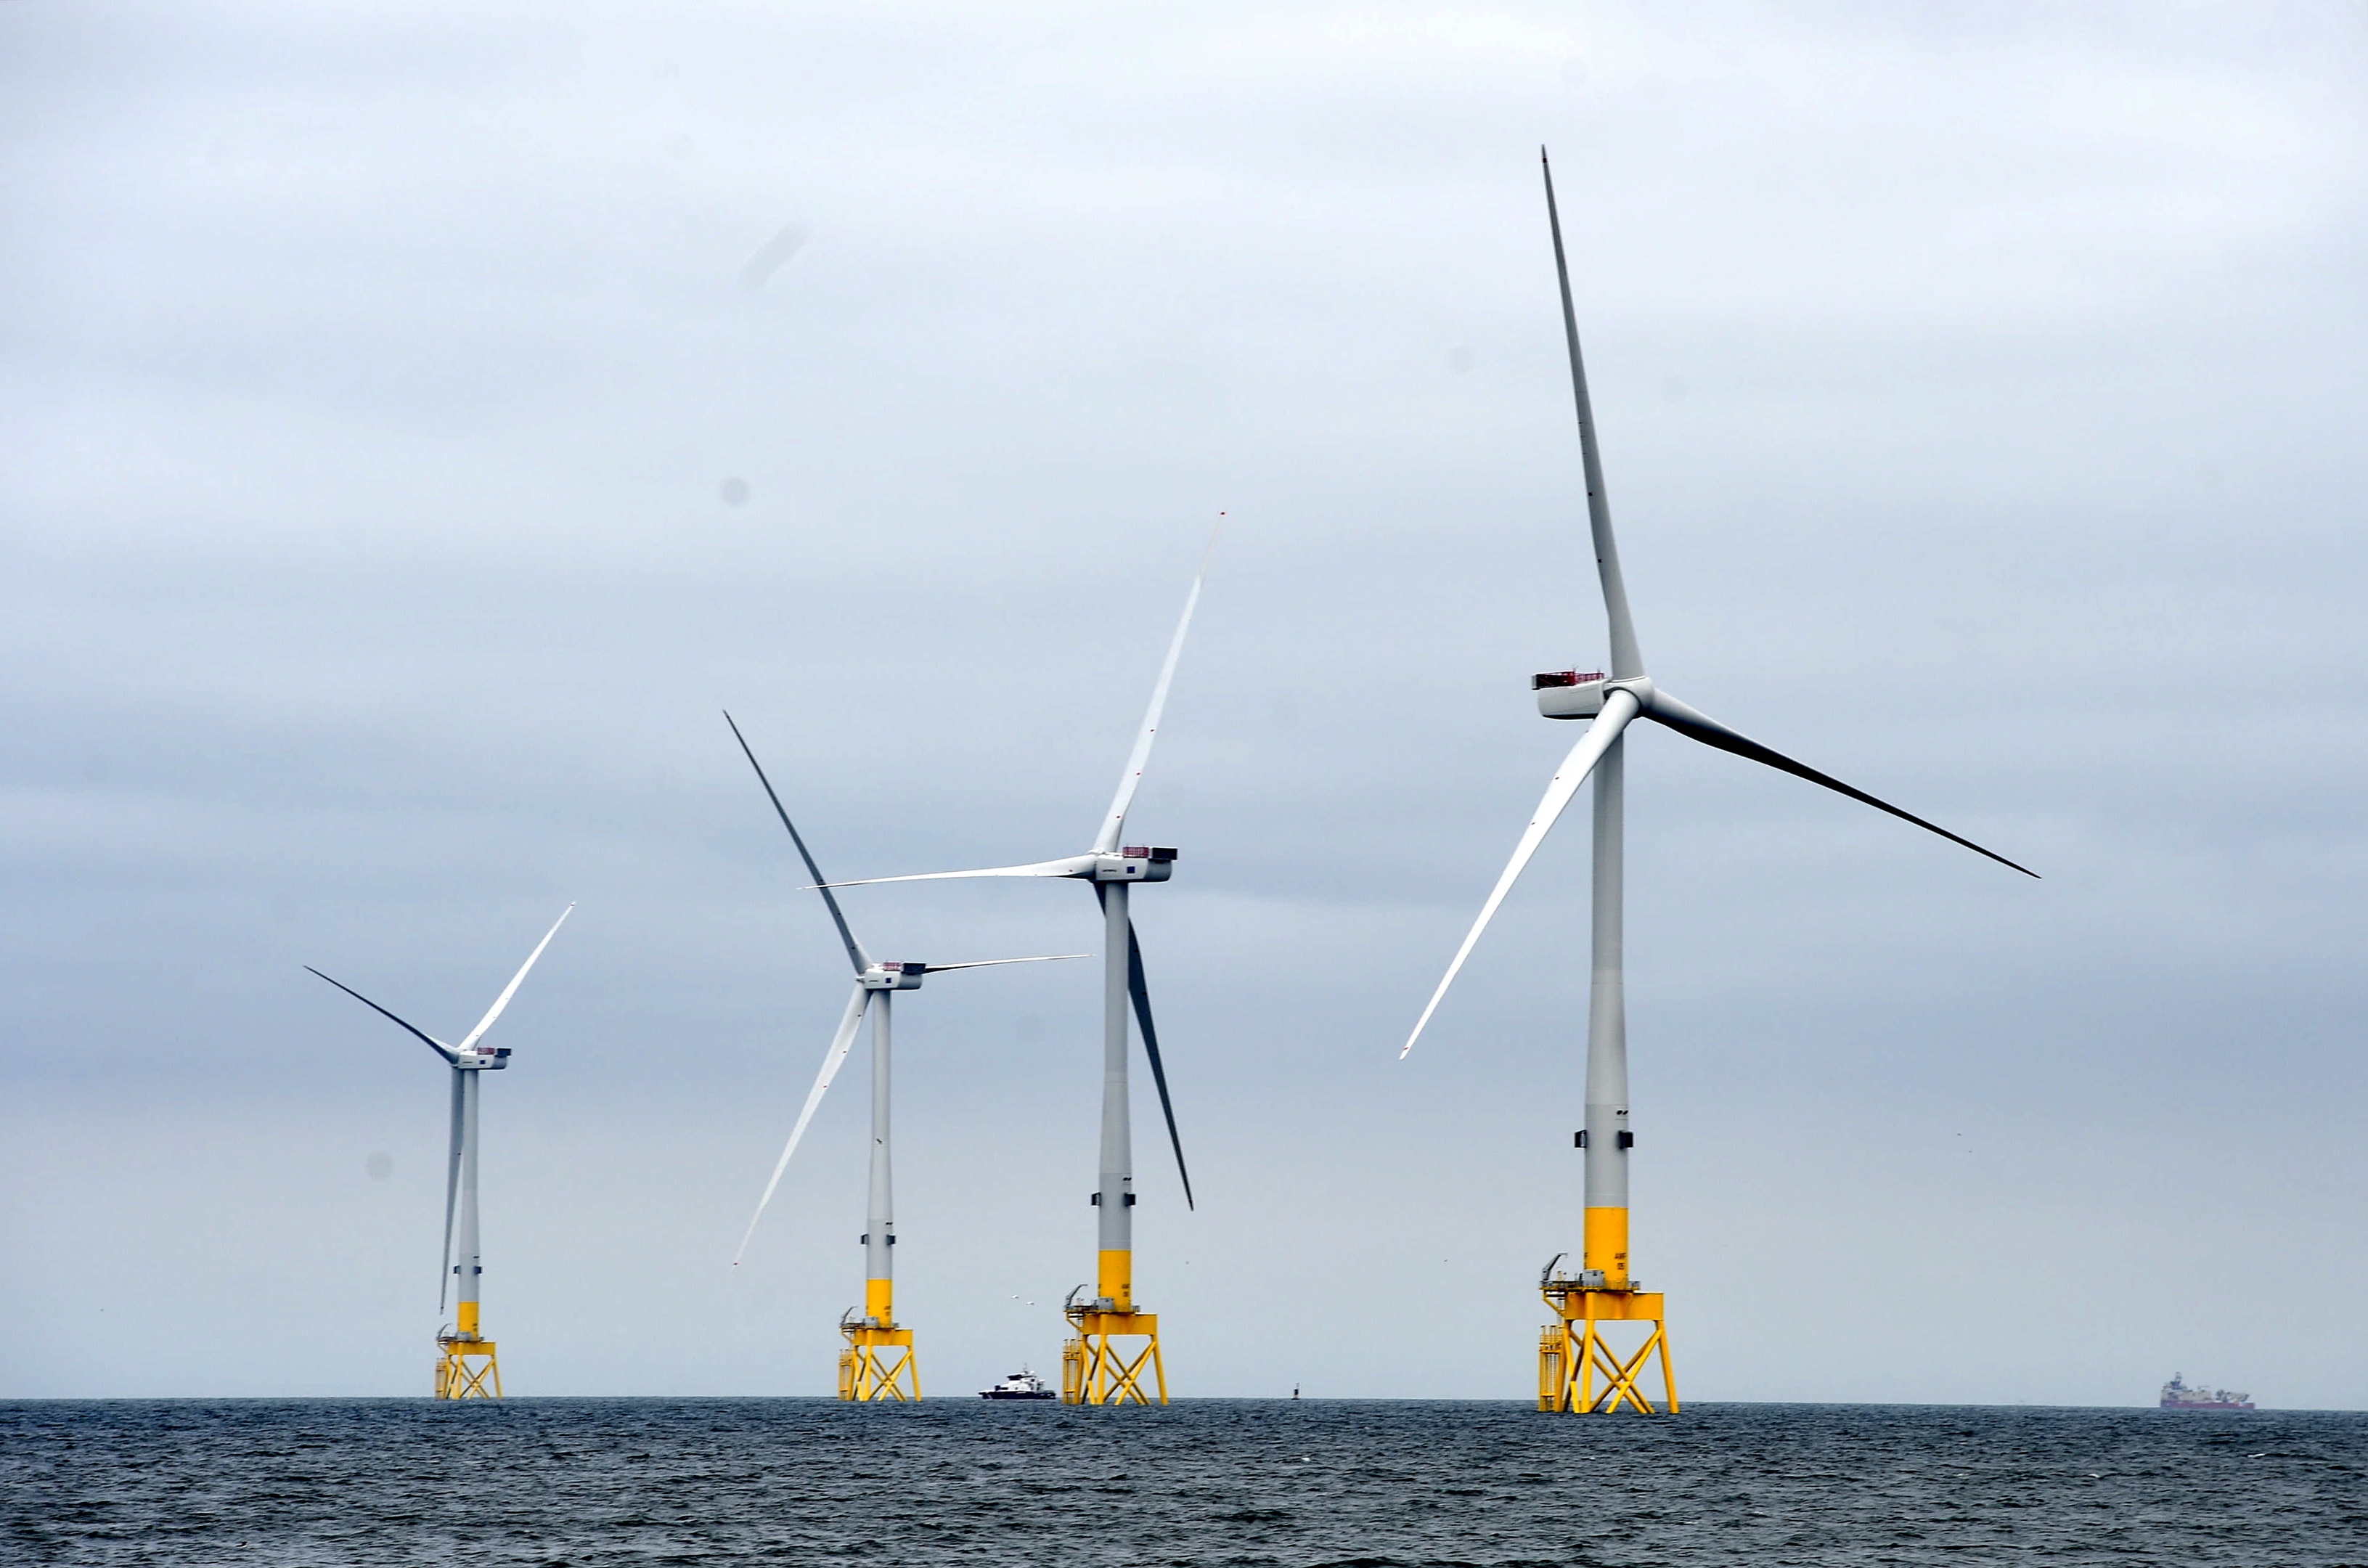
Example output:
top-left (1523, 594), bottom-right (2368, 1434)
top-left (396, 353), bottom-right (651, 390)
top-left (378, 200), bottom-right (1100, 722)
top-left (1400, 151), bottom-right (2036, 1416)
top-left (307, 905), bottom-right (574, 1400)
top-left (724, 714), bottom-right (1083, 1402)
top-left (815, 536), bottom-right (1213, 1405)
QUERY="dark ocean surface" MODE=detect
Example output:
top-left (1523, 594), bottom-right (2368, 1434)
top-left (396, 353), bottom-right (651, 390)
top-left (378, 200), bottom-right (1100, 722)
top-left (4, 1398), bottom-right (2362, 1567)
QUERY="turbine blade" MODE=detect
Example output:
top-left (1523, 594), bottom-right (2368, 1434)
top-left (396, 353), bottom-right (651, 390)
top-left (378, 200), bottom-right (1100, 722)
top-left (305, 968), bottom-right (458, 1063)
top-left (724, 712), bottom-right (871, 974)
top-left (1541, 148), bottom-right (1644, 682)
top-left (457, 904), bottom-right (575, 1052)
top-left (1641, 690), bottom-right (2038, 878)
top-left (439, 1069), bottom-right (462, 1310)
top-left (733, 987), bottom-right (871, 1265)
top-left (817, 855), bottom-right (1098, 889)
top-left (1401, 689), bottom-right (1641, 1058)
top-left (1091, 519), bottom-right (1221, 854)
top-left (1127, 915), bottom-right (1194, 1211)
top-left (923, 954), bottom-right (1091, 972)
top-left (1094, 885), bottom-right (1193, 1207)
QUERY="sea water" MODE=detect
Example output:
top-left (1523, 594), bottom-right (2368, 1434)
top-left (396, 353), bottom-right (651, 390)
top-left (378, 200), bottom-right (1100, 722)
top-left (4, 1398), bottom-right (2361, 1565)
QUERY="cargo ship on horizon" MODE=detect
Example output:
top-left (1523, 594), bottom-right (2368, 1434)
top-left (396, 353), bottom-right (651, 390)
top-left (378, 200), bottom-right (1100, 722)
top-left (2160, 1373), bottom-right (2253, 1411)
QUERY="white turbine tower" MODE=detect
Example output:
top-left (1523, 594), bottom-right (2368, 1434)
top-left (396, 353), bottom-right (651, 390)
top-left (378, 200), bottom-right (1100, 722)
top-left (1401, 151), bottom-right (2036, 1416)
top-left (307, 904), bottom-right (573, 1400)
top-left (817, 536), bottom-right (1213, 1405)
top-left (724, 714), bottom-right (1082, 1402)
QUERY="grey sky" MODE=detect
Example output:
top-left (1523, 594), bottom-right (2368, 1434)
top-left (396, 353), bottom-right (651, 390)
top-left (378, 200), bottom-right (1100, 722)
top-left (4, 1), bottom-right (2364, 1406)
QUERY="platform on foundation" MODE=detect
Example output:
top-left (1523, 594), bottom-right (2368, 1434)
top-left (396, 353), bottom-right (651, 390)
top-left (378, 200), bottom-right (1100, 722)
top-left (434, 1334), bottom-right (501, 1400)
top-left (1061, 1306), bottom-right (1166, 1405)
top-left (1538, 1273), bottom-right (1675, 1414)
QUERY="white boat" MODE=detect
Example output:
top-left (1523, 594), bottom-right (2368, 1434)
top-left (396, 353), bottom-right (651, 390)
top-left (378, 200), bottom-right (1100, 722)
top-left (979, 1367), bottom-right (1058, 1401)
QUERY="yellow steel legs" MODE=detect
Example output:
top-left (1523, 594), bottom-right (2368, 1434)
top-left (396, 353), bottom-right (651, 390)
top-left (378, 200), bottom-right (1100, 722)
top-left (1538, 1293), bottom-right (1675, 1413)
top-left (838, 1278), bottom-right (920, 1401)
top-left (1061, 1249), bottom-right (1167, 1405)
top-left (838, 1331), bottom-right (918, 1401)
top-left (434, 1302), bottom-right (502, 1400)
top-left (1062, 1312), bottom-right (1166, 1405)
top-left (1536, 1207), bottom-right (1677, 1413)
top-left (433, 1342), bottom-right (501, 1399)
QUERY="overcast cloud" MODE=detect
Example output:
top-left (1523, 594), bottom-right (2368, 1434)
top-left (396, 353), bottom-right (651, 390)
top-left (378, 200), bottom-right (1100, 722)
top-left (4, 1), bottom-right (2364, 1407)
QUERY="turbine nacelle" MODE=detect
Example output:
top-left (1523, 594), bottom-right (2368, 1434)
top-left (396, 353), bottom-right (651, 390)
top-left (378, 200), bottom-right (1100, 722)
top-left (1535, 669), bottom-right (1616, 720)
top-left (1539, 673), bottom-right (1659, 720)
top-left (454, 1045), bottom-right (513, 1071)
top-left (1093, 846), bottom-right (1177, 883)
top-left (860, 962), bottom-right (931, 992)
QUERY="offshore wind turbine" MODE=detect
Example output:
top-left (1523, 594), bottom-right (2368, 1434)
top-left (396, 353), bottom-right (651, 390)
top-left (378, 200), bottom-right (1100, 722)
top-left (1400, 151), bottom-right (2036, 1416)
top-left (724, 714), bottom-right (1082, 1402)
top-left (307, 905), bottom-right (573, 1400)
top-left (818, 537), bottom-right (1212, 1405)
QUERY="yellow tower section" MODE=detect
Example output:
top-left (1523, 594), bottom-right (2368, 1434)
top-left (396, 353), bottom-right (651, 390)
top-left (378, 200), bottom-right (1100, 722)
top-left (434, 1302), bottom-right (502, 1400)
top-left (1536, 1210), bottom-right (1676, 1413)
top-left (1060, 1250), bottom-right (1167, 1405)
top-left (837, 1278), bottom-right (920, 1401)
